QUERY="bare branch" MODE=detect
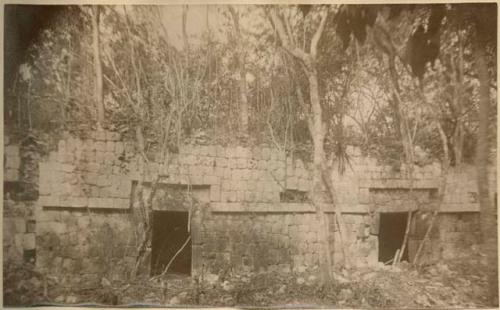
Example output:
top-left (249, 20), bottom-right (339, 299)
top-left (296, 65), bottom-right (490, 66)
top-left (269, 8), bottom-right (309, 63)
top-left (310, 9), bottom-right (328, 59)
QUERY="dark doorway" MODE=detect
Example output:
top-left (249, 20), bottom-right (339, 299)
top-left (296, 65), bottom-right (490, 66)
top-left (151, 211), bottom-right (191, 276)
top-left (378, 212), bottom-right (409, 263)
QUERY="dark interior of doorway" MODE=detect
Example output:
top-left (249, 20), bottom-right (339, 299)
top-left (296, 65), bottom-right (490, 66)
top-left (151, 211), bottom-right (191, 276)
top-left (378, 212), bottom-right (409, 263)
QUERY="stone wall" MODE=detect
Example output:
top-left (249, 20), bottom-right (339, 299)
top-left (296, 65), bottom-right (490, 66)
top-left (196, 213), bottom-right (322, 274)
top-left (35, 208), bottom-right (135, 285)
top-left (4, 136), bottom-right (40, 266)
top-left (3, 131), bottom-right (496, 281)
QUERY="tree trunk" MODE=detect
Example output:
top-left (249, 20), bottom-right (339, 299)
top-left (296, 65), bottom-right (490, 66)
top-left (269, 7), bottom-right (333, 281)
top-left (228, 6), bottom-right (249, 136)
top-left (91, 6), bottom-right (104, 128)
top-left (413, 122), bottom-right (450, 265)
top-left (473, 34), bottom-right (498, 304)
top-left (307, 71), bottom-right (334, 281)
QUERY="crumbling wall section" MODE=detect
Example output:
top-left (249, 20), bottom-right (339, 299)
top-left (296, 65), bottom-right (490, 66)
top-left (35, 209), bottom-right (135, 286)
top-left (4, 136), bottom-right (40, 266)
top-left (3, 131), bottom-right (494, 281)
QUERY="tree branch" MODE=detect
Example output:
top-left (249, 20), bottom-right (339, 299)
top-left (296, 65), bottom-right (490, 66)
top-left (269, 8), bottom-right (309, 63)
top-left (310, 9), bottom-right (328, 59)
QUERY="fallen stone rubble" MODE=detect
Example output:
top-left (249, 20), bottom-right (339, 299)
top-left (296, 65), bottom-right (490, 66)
top-left (4, 251), bottom-right (496, 308)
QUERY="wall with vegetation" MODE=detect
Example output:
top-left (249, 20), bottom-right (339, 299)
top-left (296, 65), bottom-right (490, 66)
top-left (3, 131), bottom-right (495, 282)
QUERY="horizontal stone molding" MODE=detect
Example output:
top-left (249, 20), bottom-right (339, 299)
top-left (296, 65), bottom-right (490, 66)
top-left (439, 203), bottom-right (480, 212)
top-left (211, 202), bottom-right (315, 213)
top-left (211, 202), bottom-right (370, 214)
top-left (38, 195), bottom-right (129, 209)
top-left (358, 178), bottom-right (440, 189)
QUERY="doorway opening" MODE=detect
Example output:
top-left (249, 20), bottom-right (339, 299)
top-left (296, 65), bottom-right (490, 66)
top-left (378, 212), bottom-right (409, 263)
top-left (150, 211), bottom-right (191, 276)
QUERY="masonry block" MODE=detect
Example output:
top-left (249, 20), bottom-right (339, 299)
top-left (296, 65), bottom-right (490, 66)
top-left (210, 185), bottom-right (221, 201)
top-left (5, 168), bottom-right (20, 181)
top-left (359, 188), bottom-right (370, 204)
top-left (23, 233), bottom-right (36, 250)
top-left (5, 145), bottom-right (20, 157)
top-left (5, 154), bottom-right (21, 170)
top-left (72, 197), bottom-right (89, 208)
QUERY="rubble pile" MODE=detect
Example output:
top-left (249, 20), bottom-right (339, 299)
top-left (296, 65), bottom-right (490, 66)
top-left (4, 251), bottom-right (495, 308)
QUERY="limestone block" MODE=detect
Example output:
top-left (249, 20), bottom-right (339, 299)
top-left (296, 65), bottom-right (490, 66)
top-left (202, 166), bottom-right (214, 176)
top-left (13, 234), bottom-right (24, 254)
top-left (214, 145), bottom-right (225, 158)
top-left (77, 216), bottom-right (90, 229)
top-left (95, 141), bottom-right (106, 152)
top-left (117, 180), bottom-right (132, 198)
top-left (244, 191), bottom-right (255, 202)
top-left (254, 160), bottom-right (264, 170)
top-left (224, 147), bottom-right (236, 158)
top-left (106, 131), bottom-right (120, 141)
top-left (203, 175), bottom-right (219, 185)
top-left (210, 185), bottom-right (221, 202)
top-left (38, 195), bottom-right (60, 207)
top-left (105, 141), bottom-right (114, 152)
top-left (94, 151), bottom-right (104, 164)
top-left (227, 158), bottom-right (238, 169)
top-left (268, 180), bottom-right (280, 192)
top-left (235, 190), bottom-right (244, 202)
top-left (230, 169), bottom-right (241, 180)
top-left (237, 158), bottom-right (247, 169)
top-left (61, 163), bottom-right (75, 173)
top-left (359, 188), bottom-right (370, 204)
top-left (287, 176), bottom-right (298, 189)
top-left (253, 191), bottom-right (263, 202)
top-left (5, 168), bottom-right (19, 181)
top-left (13, 218), bottom-right (26, 233)
top-left (72, 197), bottom-right (88, 208)
top-left (211, 166), bottom-right (224, 178)
top-left (95, 175), bottom-right (107, 187)
top-left (5, 154), bottom-right (21, 169)
top-left (251, 170), bottom-right (262, 180)
top-left (261, 148), bottom-right (271, 160)
top-left (219, 191), bottom-right (229, 202)
top-left (237, 169), bottom-right (249, 180)
top-left (228, 191), bottom-right (237, 202)
top-left (92, 130), bottom-right (106, 141)
top-left (56, 139), bottom-right (68, 152)
top-left (88, 197), bottom-right (99, 208)
top-left (203, 145), bottom-right (215, 157)
top-left (215, 157), bottom-right (227, 169)
top-left (246, 180), bottom-right (256, 192)
top-left (104, 151), bottom-right (115, 162)
top-left (235, 146), bottom-right (250, 158)
top-left (23, 233), bottom-right (36, 250)
top-left (113, 198), bottom-right (129, 209)
top-left (5, 145), bottom-right (20, 157)
top-left (113, 142), bottom-right (124, 155)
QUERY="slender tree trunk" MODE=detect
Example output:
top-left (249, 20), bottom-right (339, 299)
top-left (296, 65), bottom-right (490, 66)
top-left (387, 55), bottom-right (416, 263)
top-left (451, 37), bottom-right (465, 165)
top-left (307, 71), bottom-right (335, 281)
top-left (91, 5), bottom-right (104, 128)
top-left (413, 122), bottom-right (450, 265)
top-left (473, 34), bottom-right (498, 304)
top-left (269, 8), bottom-right (334, 281)
top-left (229, 6), bottom-right (249, 136)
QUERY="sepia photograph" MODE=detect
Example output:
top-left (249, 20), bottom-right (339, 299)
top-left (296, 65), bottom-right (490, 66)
top-left (3, 2), bottom-right (498, 308)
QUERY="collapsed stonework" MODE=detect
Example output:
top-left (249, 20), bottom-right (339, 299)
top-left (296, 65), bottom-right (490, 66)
top-left (3, 130), bottom-right (496, 285)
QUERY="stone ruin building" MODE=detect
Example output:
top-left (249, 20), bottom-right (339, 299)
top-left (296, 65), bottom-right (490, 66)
top-left (3, 130), bottom-right (497, 284)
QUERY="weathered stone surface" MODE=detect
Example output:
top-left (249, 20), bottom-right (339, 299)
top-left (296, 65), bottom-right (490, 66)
top-left (4, 132), bottom-right (493, 283)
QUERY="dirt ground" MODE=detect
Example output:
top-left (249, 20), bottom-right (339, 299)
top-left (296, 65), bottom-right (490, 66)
top-left (4, 252), bottom-right (497, 308)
